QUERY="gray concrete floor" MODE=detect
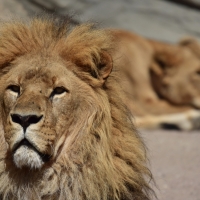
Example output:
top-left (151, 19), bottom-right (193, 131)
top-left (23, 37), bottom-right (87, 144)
top-left (141, 129), bottom-right (200, 200)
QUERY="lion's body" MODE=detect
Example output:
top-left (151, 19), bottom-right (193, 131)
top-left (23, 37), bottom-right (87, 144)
top-left (0, 18), bottom-right (152, 200)
top-left (111, 30), bottom-right (200, 129)
top-left (111, 30), bottom-right (161, 117)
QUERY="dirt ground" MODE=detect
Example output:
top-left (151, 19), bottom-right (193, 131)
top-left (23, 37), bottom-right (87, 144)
top-left (141, 129), bottom-right (200, 200)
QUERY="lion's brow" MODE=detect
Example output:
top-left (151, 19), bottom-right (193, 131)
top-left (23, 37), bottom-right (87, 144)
top-left (25, 69), bottom-right (37, 80)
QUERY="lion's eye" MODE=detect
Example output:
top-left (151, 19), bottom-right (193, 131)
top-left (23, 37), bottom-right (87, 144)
top-left (7, 85), bottom-right (20, 94)
top-left (53, 87), bottom-right (67, 95)
top-left (50, 87), bottom-right (68, 98)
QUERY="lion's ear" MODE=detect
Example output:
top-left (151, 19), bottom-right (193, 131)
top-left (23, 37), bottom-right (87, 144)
top-left (179, 37), bottom-right (197, 46)
top-left (179, 37), bottom-right (200, 58)
top-left (151, 50), bottom-right (182, 76)
top-left (69, 50), bottom-right (113, 82)
top-left (150, 62), bottom-right (164, 76)
top-left (156, 51), bottom-right (181, 67)
top-left (150, 53), bottom-right (171, 76)
top-left (98, 51), bottom-right (113, 80)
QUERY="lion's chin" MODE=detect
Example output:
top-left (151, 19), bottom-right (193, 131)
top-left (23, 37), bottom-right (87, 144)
top-left (13, 146), bottom-right (44, 169)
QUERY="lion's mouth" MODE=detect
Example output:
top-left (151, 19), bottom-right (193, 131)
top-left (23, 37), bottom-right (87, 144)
top-left (13, 139), bottom-right (50, 163)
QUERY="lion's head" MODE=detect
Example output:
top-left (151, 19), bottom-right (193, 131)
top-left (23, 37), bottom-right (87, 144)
top-left (0, 17), bottom-right (153, 200)
top-left (150, 41), bottom-right (200, 108)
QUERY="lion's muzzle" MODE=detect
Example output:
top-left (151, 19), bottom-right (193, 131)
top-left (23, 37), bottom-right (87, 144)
top-left (10, 113), bottom-right (51, 169)
top-left (11, 114), bottom-right (43, 132)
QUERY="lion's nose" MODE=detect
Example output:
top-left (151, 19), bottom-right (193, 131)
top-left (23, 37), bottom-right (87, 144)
top-left (11, 114), bottom-right (43, 132)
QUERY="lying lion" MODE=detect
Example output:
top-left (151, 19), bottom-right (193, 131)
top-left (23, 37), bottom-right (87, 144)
top-left (0, 17), bottom-right (154, 200)
top-left (111, 29), bottom-right (200, 130)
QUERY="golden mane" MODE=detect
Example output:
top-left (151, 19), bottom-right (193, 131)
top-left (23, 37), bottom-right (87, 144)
top-left (0, 16), bottom-right (153, 200)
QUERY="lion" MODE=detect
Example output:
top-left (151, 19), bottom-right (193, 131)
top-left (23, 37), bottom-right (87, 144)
top-left (110, 29), bottom-right (200, 130)
top-left (0, 17), bottom-right (153, 200)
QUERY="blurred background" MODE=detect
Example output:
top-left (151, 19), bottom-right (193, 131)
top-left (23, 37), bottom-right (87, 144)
top-left (1, 0), bottom-right (200, 199)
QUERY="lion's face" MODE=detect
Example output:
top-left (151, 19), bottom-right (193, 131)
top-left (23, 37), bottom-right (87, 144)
top-left (151, 46), bottom-right (200, 108)
top-left (0, 19), bottom-right (152, 200)
top-left (0, 53), bottom-right (97, 169)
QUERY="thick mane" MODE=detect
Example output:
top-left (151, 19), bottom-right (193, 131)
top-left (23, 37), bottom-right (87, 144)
top-left (0, 17), bottom-right (112, 77)
top-left (106, 74), bottom-right (153, 199)
top-left (0, 17), bottom-right (153, 200)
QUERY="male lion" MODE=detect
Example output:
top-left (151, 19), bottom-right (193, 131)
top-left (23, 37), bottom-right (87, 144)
top-left (0, 17), bottom-right (153, 200)
top-left (111, 29), bottom-right (200, 129)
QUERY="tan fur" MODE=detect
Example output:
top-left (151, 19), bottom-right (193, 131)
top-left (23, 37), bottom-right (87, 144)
top-left (0, 17), bottom-right (153, 200)
top-left (111, 30), bottom-right (200, 129)
top-left (179, 37), bottom-right (200, 58)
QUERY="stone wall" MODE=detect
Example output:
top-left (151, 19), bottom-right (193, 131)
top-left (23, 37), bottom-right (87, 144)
top-left (1, 0), bottom-right (200, 43)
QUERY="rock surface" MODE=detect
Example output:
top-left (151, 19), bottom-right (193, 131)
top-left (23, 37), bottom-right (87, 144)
top-left (1, 0), bottom-right (200, 42)
top-left (19, 0), bottom-right (200, 42)
top-left (0, 1), bottom-right (200, 200)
